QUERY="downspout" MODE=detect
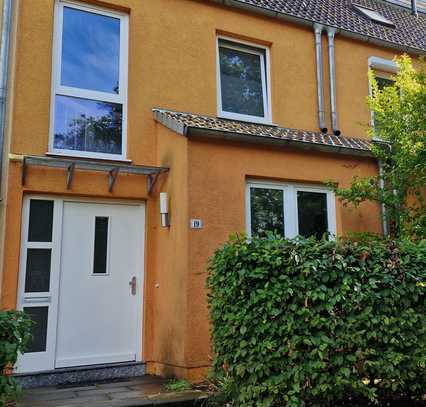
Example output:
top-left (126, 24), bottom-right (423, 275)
top-left (314, 24), bottom-right (327, 133)
top-left (411, 0), bottom-right (418, 16)
top-left (326, 27), bottom-right (341, 136)
top-left (0, 0), bottom-right (12, 197)
top-left (378, 161), bottom-right (389, 237)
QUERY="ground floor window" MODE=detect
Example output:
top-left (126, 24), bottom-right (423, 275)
top-left (246, 181), bottom-right (336, 239)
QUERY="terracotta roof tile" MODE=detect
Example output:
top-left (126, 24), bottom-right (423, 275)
top-left (153, 108), bottom-right (372, 155)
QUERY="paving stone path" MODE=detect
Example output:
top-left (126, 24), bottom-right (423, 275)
top-left (17, 375), bottom-right (209, 407)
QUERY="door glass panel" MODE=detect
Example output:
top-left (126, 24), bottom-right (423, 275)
top-left (219, 45), bottom-right (265, 117)
top-left (53, 95), bottom-right (123, 155)
top-left (250, 187), bottom-right (284, 237)
top-left (28, 200), bottom-right (54, 242)
top-left (25, 249), bottom-right (51, 293)
top-left (24, 306), bottom-right (48, 353)
top-left (93, 217), bottom-right (109, 274)
top-left (61, 6), bottom-right (121, 94)
top-left (297, 191), bottom-right (328, 239)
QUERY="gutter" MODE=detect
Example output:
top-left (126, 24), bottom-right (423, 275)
top-left (186, 127), bottom-right (373, 158)
top-left (0, 0), bottom-right (12, 197)
top-left (209, 0), bottom-right (426, 55)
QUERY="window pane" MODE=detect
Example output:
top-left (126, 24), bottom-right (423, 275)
top-left (28, 200), bottom-right (54, 242)
top-left (61, 6), bottom-right (120, 94)
top-left (219, 46), bottom-right (265, 117)
top-left (250, 187), bottom-right (284, 237)
top-left (54, 95), bottom-right (122, 155)
top-left (93, 217), bottom-right (109, 274)
top-left (25, 249), bottom-right (52, 293)
top-left (24, 306), bottom-right (48, 353)
top-left (374, 77), bottom-right (394, 135)
top-left (297, 191), bottom-right (328, 239)
top-left (376, 77), bottom-right (394, 90)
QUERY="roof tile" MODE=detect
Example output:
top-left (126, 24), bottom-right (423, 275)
top-left (211, 0), bottom-right (426, 51)
top-left (153, 108), bottom-right (372, 154)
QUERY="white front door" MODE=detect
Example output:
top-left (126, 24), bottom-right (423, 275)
top-left (17, 198), bottom-right (145, 373)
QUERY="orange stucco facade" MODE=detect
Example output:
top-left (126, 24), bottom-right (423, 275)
top-left (0, 0), bottom-right (412, 380)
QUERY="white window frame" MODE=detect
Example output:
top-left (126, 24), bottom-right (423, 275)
top-left (216, 36), bottom-right (272, 125)
top-left (368, 56), bottom-right (398, 140)
top-left (17, 197), bottom-right (63, 373)
top-left (246, 180), bottom-right (336, 239)
top-left (49, 0), bottom-right (129, 161)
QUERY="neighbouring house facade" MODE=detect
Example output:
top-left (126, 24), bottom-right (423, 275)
top-left (0, 0), bottom-right (424, 382)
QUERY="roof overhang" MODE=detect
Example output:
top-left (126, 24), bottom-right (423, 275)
top-left (153, 109), bottom-right (374, 158)
top-left (186, 126), bottom-right (374, 157)
top-left (208, 0), bottom-right (426, 55)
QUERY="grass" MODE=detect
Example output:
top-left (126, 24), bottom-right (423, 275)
top-left (164, 379), bottom-right (192, 392)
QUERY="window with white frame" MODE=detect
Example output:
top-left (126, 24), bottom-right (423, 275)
top-left (368, 57), bottom-right (397, 140)
top-left (217, 37), bottom-right (271, 124)
top-left (246, 181), bottom-right (336, 239)
top-left (50, 1), bottom-right (128, 159)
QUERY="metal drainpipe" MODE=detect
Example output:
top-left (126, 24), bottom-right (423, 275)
top-left (314, 24), bottom-right (327, 133)
top-left (0, 0), bottom-right (13, 197)
top-left (378, 160), bottom-right (389, 237)
top-left (326, 27), bottom-right (341, 136)
top-left (411, 0), bottom-right (418, 16)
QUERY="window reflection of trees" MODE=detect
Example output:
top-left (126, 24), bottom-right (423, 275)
top-left (220, 47), bottom-right (264, 117)
top-left (54, 101), bottom-right (122, 155)
top-left (250, 188), bottom-right (284, 237)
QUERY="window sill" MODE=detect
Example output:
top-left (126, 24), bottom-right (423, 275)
top-left (45, 152), bottom-right (132, 164)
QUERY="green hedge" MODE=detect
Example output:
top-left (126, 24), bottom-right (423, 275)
top-left (0, 310), bottom-right (32, 406)
top-left (207, 235), bottom-right (426, 406)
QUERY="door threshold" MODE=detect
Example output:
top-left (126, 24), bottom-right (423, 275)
top-left (14, 361), bottom-right (146, 389)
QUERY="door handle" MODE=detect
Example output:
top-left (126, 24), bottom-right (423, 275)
top-left (129, 276), bottom-right (136, 295)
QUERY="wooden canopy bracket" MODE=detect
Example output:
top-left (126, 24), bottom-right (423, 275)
top-left (147, 172), bottom-right (160, 195)
top-left (66, 163), bottom-right (75, 190)
top-left (108, 167), bottom-right (120, 193)
top-left (21, 156), bottom-right (27, 186)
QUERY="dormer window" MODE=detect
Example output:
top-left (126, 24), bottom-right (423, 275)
top-left (353, 4), bottom-right (396, 27)
top-left (216, 37), bottom-right (272, 124)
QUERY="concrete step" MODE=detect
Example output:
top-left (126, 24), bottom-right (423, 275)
top-left (17, 375), bottom-right (210, 407)
top-left (14, 362), bottom-right (146, 389)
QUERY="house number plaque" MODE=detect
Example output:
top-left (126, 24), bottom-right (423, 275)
top-left (190, 219), bottom-right (203, 229)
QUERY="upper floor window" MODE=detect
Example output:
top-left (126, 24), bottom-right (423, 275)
top-left (368, 57), bottom-right (397, 140)
top-left (246, 181), bottom-right (336, 239)
top-left (50, 1), bottom-right (128, 160)
top-left (217, 37), bottom-right (271, 124)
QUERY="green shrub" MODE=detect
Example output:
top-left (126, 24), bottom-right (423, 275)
top-left (0, 310), bottom-right (32, 406)
top-left (207, 234), bottom-right (426, 406)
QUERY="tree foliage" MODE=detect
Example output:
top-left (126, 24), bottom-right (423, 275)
top-left (331, 56), bottom-right (425, 239)
top-left (0, 310), bottom-right (32, 406)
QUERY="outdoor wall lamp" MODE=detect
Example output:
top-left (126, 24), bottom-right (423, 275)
top-left (160, 192), bottom-right (170, 228)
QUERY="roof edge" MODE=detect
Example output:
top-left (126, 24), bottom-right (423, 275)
top-left (153, 109), bottom-right (188, 136)
top-left (186, 127), bottom-right (374, 157)
top-left (153, 108), bottom-right (374, 158)
top-left (208, 0), bottom-right (426, 55)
